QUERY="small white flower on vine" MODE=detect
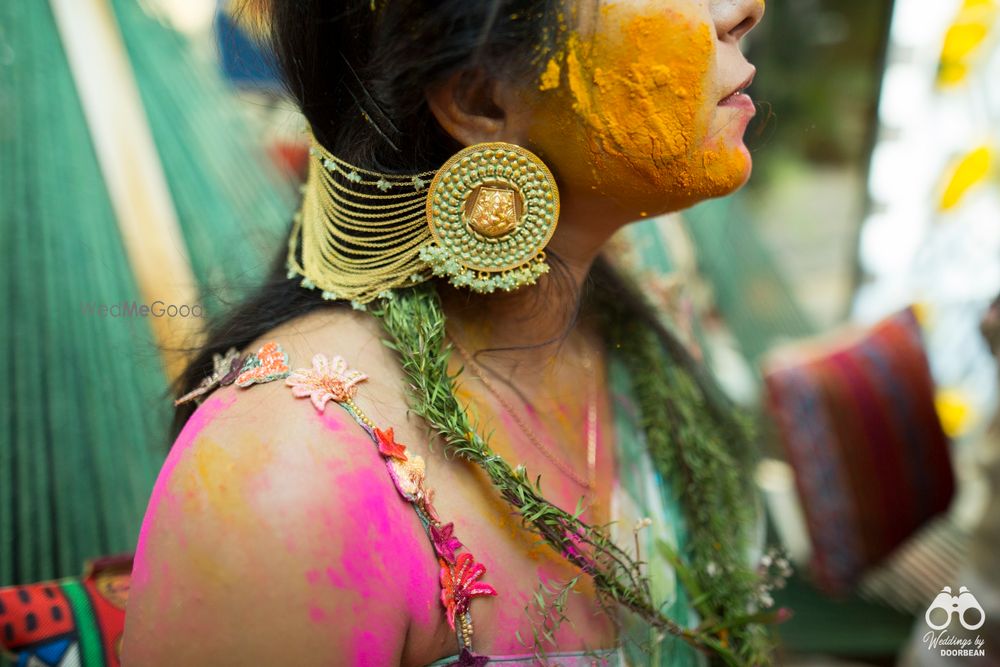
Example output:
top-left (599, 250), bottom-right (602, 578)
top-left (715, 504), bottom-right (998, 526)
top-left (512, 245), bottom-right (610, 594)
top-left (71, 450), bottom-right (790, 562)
top-left (633, 517), bottom-right (653, 532)
top-left (706, 561), bottom-right (719, 577)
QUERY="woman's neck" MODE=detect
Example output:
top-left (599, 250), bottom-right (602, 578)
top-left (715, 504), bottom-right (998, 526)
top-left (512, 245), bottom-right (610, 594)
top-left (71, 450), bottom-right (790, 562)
top-left (438, 202), bottom-right (629, 392)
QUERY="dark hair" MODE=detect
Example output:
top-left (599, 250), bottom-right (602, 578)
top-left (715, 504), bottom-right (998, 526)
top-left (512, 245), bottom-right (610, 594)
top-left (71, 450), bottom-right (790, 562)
top-left (171, 0), bottom-right (733, 441)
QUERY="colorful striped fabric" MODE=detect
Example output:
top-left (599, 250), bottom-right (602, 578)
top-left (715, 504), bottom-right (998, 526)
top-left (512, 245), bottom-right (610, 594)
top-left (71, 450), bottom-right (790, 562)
top-left (763, 308), bottom-right (955, 596)
top-left (0, 554), bottom-right (131, 667)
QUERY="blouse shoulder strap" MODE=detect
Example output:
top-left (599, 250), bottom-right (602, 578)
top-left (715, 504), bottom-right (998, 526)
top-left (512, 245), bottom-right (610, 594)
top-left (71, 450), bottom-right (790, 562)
top-left (282, 351), bottom-right (498, 661)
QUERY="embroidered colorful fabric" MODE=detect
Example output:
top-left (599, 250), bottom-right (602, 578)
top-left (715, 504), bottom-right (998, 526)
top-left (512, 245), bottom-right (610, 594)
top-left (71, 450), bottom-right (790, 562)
top-left (0, 554), bottom-right (132, 667)
top-left (174, 340), bottom-right (291, 407)
top-left (235, 341), bottom-right (291, 387)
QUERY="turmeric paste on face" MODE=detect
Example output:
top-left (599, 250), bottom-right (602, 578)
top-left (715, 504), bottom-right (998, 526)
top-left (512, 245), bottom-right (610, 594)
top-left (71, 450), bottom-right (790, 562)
top-left (534, 3), bottom-right (751, 213)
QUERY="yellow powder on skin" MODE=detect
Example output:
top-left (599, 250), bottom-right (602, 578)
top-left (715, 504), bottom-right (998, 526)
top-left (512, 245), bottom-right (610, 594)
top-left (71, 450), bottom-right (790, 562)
top-left (535, 5), bottom-right (750, 212)
top-left (539, 56), bottom-right (562, 91)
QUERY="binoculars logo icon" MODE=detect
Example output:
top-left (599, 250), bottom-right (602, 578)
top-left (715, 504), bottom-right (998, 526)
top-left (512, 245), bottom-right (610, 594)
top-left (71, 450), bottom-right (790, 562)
top-left (925, 586), bottom-right (986, 631)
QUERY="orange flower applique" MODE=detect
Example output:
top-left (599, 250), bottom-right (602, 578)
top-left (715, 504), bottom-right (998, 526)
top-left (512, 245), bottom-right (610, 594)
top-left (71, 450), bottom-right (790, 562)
top-left (285, 353), bottom-right (368, 412)
top-left (235, 342), bottom-right (290, 387)
top-left (386, 455), bottom-right (426, 499)
top-left (374, 427), bottom-right (408, 461)
top-left (440, 553), bottom-right (498, 631)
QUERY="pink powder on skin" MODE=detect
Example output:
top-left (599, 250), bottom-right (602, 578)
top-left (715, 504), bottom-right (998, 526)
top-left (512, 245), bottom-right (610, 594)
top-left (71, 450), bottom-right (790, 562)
top-left (317, 407), bottom-right (347, 433)
top-left (132, 394), bottom-right (235, 588)
top-left (292, 405), bottom-right (443, 648)
top-left (326, 462), bottom-right (439, 609)
top-left (350, 630), bottom-right (384, 665)
top-left (308, 604), bottom-right (328, 623)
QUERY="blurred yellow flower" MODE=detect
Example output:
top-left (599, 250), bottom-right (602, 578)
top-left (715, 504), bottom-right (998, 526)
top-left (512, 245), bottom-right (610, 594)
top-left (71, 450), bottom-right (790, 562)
top-left (935, 388), bottom-right (974, 439)
top-left (939, 146), bottom-right (993, 211)
top-left (937, 0), bottom-right (997, 86)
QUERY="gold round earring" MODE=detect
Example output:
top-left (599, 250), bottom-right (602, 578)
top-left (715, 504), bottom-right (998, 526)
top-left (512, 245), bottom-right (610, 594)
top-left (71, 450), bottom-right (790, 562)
top-left (419, 142), bottom-right (559, 293)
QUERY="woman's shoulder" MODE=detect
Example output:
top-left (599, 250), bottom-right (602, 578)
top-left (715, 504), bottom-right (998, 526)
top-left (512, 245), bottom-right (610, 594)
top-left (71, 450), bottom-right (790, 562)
top-left (123, 308), bottom-right (444, 664)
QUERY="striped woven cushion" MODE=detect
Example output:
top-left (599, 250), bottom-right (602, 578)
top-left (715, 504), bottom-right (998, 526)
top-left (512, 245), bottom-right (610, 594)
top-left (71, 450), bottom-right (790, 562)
top-left (763, 308), bottom-right (955, 596)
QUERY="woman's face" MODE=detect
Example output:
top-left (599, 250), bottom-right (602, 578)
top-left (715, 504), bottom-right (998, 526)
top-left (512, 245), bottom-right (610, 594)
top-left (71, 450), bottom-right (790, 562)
top-left (524, 0), bottom-right (764, 218)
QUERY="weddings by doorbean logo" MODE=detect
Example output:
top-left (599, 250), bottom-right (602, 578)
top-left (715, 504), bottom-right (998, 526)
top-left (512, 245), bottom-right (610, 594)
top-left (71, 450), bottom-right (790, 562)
top-left (80, 300), bottom-right (204, 318)
top-left (922, 586), bottom-right (987, 658)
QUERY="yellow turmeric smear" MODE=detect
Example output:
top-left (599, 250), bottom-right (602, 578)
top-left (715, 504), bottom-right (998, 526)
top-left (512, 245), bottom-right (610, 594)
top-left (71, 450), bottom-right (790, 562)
top-left (539, 57), bottom-right (562, 91)
top-left (537, 6), bottom-right (750, 210)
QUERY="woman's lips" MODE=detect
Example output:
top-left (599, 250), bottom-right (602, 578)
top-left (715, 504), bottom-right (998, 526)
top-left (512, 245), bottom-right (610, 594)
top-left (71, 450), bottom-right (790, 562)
top-left (718, 91), bottom-right (756, 114)
top-left (718, 68), bottom-right (757, 113)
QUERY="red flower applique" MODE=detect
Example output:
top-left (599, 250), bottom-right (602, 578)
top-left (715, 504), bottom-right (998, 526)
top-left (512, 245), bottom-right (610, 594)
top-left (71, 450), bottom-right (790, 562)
top-left (374, 426), bottom-right (408, 461)
top-left (430, 522), bottom-right (463, 564)
top-left (440, 553), bottom-right (497, 630)
top-left (235, 342), bottom-right (290, 387)
top-left (285, 353), bottom-right (368, 412)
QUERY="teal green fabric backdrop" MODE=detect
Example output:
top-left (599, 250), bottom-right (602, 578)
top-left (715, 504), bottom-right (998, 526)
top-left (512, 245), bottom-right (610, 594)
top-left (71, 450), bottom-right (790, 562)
top-left (1, 0), bottom-right (293, 584)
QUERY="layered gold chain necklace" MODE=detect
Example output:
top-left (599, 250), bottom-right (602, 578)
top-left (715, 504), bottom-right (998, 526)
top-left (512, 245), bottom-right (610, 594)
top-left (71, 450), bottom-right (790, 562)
top-left (445, 331), bottom-right (599, 492)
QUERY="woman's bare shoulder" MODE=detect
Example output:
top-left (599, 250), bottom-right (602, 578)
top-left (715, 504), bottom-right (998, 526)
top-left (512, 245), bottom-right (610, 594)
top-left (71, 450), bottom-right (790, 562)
top-left (122, 308), bottom-right (442, 665)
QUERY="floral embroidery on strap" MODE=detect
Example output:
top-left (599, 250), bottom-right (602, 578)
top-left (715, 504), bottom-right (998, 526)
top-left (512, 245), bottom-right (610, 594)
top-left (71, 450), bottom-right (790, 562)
top-left (282, 351), bottom-right (498, 658)
top-left (235, 341), bottom-right (291, 387)
top-left (440, 553), bottom-right (498, 633)
top-left (174, 341), bottom-right (290, 407)
top-left (174, 348), bottom-right (245, 406)
top-left (374, 426), bottom-right (408, 460)
top-left (431, 522), bottom-right (463, 564)
top-left (286, 353), bottom-right (368, 409)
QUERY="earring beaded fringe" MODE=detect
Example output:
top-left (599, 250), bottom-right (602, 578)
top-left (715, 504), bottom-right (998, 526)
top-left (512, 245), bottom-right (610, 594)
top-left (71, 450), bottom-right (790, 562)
top-left (286, 134), bottom-right (559, 308)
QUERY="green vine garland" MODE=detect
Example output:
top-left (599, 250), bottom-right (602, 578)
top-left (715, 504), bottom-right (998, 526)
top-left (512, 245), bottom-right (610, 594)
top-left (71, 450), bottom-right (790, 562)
top-left (369, 282), bottom-right (778, 665)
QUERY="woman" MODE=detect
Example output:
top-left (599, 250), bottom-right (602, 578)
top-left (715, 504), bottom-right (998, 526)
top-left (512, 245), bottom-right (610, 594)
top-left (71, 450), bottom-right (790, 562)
top-left (122, 0), bottom-right (774, 664)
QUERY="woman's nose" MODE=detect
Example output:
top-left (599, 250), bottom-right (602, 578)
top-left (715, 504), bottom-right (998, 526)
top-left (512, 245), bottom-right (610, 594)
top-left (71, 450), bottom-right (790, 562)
top-left (715, 0), bottom-right (765, 43)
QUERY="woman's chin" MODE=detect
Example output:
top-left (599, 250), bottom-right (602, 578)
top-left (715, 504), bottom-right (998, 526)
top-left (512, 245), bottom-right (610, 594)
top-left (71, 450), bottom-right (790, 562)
top-left (650, 149), bottom-right (754, 213)
top-left (698, 144), bottom-right (753, 198)
top-left (730, 146), bottom-right (754, 188)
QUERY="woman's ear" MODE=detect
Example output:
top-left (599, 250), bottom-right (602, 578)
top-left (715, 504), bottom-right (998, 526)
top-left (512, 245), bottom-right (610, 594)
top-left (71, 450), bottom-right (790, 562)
top-left (426, 69), bottom-right (531, 147)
